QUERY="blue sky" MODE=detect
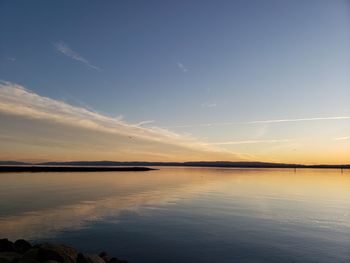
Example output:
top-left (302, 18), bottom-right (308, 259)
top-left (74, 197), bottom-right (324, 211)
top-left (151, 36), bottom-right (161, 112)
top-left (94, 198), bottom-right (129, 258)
top-left (0, 0), bottom-right (349, 163)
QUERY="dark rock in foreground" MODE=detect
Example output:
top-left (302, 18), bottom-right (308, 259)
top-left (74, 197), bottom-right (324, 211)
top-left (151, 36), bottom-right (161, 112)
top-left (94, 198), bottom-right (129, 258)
top-left (0, 166), bottom-right (155, 173)
top-left (0, 239), bottom-right (128, 263)
top-left (13, 240), bottom-right (32, 255)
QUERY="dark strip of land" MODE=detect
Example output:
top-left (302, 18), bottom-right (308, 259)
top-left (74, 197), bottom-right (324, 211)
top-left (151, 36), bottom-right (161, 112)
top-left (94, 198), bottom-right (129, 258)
top-left (0, 161), bottom-right (349, 169)
top-left (0, 166), bottom-right (155, 173)
top-left (32, 161), bottom-right (350, 169)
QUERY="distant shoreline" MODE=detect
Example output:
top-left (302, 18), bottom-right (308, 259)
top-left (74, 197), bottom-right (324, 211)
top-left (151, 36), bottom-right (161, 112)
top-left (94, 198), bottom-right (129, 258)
top-left (0, 163), bottom-right (349, 172)
top-left (0, 166), bottom-right (156, 173)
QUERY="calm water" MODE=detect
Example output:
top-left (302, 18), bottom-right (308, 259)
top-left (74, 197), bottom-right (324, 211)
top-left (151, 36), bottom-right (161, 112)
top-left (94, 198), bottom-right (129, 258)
top-left (0, 168), bottom-right (349, 262)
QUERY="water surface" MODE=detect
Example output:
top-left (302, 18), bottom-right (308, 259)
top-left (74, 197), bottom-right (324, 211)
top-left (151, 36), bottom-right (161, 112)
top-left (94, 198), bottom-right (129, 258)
top-left (0, 168), bottom-right (349, 262)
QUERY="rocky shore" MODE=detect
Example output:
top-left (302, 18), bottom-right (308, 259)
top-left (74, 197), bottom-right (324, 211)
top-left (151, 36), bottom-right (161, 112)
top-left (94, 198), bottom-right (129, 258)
top-left (0, 239), bottom-right (128, 263)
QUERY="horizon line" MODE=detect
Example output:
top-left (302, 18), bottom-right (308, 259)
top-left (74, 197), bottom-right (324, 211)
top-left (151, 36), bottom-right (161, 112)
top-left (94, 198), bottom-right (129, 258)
top-left (1, 160), bottom-right (349, 167)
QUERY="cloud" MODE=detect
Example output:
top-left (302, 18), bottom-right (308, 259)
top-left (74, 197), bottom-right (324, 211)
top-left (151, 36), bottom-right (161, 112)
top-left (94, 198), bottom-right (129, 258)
top-left (177, 62), bottom-right (188, 72)
top-left (201, 102), bottom-right (217, 108)
top-left (136, 120), bottom-right (155, 126)
top-left (333, 136), bottom-right (349, 141)
top-left (168, 116), bottom-right (350, 128)
top-left (206, 139), bottom-right (294, 145)
top-left (247, 117), bottom-right (350, 124)
top-left (0, 81), bottom-right (248, 161)
top-left (53, 41), bottom-right (101, 71)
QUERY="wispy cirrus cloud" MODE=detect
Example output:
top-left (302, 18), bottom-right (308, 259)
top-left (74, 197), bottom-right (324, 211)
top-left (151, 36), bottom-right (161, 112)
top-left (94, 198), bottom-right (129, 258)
top-left (333, 136), bottom-right (349, 141)
top-left (247, 117), bottom-right (350, 124)
top-left (201, 102), bottom-right (217, 108)
top-left (177, 62), bottom-right (188, 72)
top-left (205, 139), bottom-right (294, 145)
top-left (0, 81), bottom-right (248, 161)
top-left (168, 116), bottom-right (350, 128)
top-left (6, 57), bottom-right (16, 62)
top-left (53, 41), bottom-right (101, 71)
top-left (136, 120), bottom-right (155, 127)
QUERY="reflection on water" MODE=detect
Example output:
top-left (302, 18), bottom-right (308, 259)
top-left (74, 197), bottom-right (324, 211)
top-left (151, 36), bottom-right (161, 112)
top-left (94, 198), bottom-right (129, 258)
top-left (0, 168), bottom-right (349, 262)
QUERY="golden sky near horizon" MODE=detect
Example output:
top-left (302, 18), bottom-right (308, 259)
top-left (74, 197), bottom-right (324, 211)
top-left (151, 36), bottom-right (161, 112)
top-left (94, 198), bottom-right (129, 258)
top-left (0, 82), bottom-right (349, 164)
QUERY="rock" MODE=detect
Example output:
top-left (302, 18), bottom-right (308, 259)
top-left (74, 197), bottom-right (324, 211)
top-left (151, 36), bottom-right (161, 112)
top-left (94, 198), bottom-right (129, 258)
top-left (108, 257), bottom-right (128, 263)
top-left (21, 248), bottom-right (39, 261)
top-left (1, 240), bottom-right (126, 263)
top-left (77, 253), bottom-right (104, 263)
top-left (76, 254), bottom-right (85, 263)
top-left (0, 252), bottom-right (21, 263)
top-left (37, 249), bottom-right (63, 263)
top-left (108, 258), bottom-right (118, 263)
top-left (16, 258), bottom-right (40, 263)
top-left (0, 239), bottom-right (15, 252)
top-left (43, 260), bottom-right (59, 263)
top-left (37, 244), bottom-right (77, 263)
top-left (97, 253), bottom-right (109, 263)
top-left (14, 240), bottom-right (32, 254)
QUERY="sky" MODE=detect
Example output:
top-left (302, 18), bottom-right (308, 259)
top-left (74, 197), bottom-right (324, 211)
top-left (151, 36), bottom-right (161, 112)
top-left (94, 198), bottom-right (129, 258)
top-left (0, 0), bottom-right (349, 164)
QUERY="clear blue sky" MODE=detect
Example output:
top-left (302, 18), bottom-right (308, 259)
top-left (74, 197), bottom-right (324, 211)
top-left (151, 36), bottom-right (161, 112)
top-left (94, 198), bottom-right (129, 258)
top-left (0, 0), bottom-right (349, 163)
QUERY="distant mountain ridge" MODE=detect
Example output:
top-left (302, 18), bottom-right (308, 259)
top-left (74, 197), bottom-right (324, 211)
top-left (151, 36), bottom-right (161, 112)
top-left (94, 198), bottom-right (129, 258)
top-left (1, 160), bottom-right (347, 169)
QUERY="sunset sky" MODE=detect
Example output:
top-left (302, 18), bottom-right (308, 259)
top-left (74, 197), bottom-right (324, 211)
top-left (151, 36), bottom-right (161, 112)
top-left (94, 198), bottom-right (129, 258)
top-left (0, 0), bottom-right (349, 164)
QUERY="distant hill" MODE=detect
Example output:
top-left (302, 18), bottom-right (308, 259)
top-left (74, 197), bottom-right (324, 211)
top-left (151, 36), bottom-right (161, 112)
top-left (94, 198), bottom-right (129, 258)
top-left (38, 161), bottom-right (349, 169)
top-left (1, 160), bottom-right (348, 169)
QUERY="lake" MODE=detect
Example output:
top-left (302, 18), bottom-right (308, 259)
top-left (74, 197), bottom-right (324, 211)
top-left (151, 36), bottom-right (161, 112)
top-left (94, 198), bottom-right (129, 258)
top-left (0, 168), bottom-right (349, 262)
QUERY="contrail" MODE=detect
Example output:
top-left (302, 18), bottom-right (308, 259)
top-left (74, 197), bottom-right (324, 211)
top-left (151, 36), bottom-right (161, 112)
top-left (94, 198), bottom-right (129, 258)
top-left (205, 139), bottom-right (294, 145)
top-left (167, 116), bottom-right (350, 129)
top-left (247, 116), bottom-right (350, 124)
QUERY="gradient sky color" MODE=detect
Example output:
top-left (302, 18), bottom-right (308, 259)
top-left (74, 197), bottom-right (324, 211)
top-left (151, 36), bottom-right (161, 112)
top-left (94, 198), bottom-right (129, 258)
top-left (0, 0), bottom-right (349, 164)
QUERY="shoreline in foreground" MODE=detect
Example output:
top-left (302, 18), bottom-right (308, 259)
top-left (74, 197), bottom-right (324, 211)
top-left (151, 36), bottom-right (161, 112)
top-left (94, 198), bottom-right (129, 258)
top-left (0, 238), bottom-right (128, 263)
